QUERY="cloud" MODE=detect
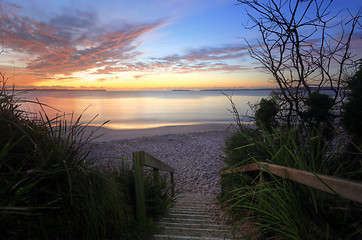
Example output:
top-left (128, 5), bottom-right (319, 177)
top-left (97, 77), bottom-right (107, 82)
top-left (160, 44), bottom-right (250, 62)
top-left (89, 44), bottom-right (253, 74)
top-left (134, 75), bottom-right (144, 79)
top-left (0, 4), bottom-right (165, 77)
top-left (90, 50), bottom-right (252, 75)
top-left (0, 2), bottom-right (254, 82)
top-left (136, 44), bottom-right (253, 73)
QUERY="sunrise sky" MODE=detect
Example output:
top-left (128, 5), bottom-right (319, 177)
top-left (0, 0), bottom-right (361, 91)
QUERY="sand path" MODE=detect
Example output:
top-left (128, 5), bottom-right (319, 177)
top-left (87, 123), bottom-right (235, 197)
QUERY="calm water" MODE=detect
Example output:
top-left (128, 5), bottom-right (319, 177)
top-left (18, 90), bottom-right (271, 129)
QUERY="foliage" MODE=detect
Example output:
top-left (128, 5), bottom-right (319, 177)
top-left (220, 127), bottom-right (362, 239)
top-left (221, 127), bottom-right (264, 203)
top-left (304, 92), bottom-right (335, 139)
top-left (220, 1), bottom-right (362, 239)
top-left (223, 127), bottom-right (266, 168)
top-left (304, 92), bottom-right (334, 125)
top-left (0, 79), bottom-right (173, 239)
top-left (254, 98), bottom-right (279, 131)
top-left (343, 62), bottom-right (362, 143)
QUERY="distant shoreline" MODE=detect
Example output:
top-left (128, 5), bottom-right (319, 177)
top-left (13, 89), bottom-right (106, 91)
top-left (14, 88), bottom-right (273, 91)
top-left (200, 88), bottom-right (274, 91)
top-left (13, 87), bottom-right (338, 92)
top-left (14, 88), bottom-right (274, 92)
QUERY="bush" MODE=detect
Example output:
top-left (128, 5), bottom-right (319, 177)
top-left (254, 98), bottom-right (279, 131)
top-left (302, 92), bottom-right (335, 139)
top-left (343, 63), bottom-right (362, 143)
top-left (219, 127), bottom-right (362, 239)
top-left (223, 126), bottom-right (263, 167)
top-left (304, 92), bottom-right (334, 125)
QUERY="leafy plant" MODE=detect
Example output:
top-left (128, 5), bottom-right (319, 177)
top-left (254, 98), bottom-right (279, 131)
top-left (343, 62), bottom-right (362, 143)
top-left (220, 127), bottom-right (362, 239)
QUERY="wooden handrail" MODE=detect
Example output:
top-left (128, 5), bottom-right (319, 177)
top-left (221, 162), bottom-right (362, 204)
top-left (133, 151), bottom-right (175, 225)
top-left (142, 152), bottom-right (175, 173)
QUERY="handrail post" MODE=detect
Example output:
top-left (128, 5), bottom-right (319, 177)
top-left (153, 168), bottom-right (160, 185)
top-left (153, 168), bottom-right (161, 196)
top-left (133, 150), bottom-right (176, 225)
top-left (170, 172), bottom-right (175, 198)
top-left (133, 151), bottom-right (146, 225)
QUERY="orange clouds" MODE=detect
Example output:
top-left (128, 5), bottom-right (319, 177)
top-left (0, 4), bottom-right (164, 84)
top-left (0, 2), bottom-right (262, 90)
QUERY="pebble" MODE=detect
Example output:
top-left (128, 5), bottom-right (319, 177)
top-left (87, 130), bottom-right (232, 198)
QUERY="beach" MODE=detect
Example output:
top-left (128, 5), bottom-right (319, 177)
top-left (87, 123), bottom-right (236, 198)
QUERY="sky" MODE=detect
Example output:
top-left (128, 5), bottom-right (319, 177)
top-left (0, 0), bottom-right (361, 91)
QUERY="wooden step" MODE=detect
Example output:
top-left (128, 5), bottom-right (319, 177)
top-left (153, 235), bottom-right (232, 240)
top-left (154, 194), bottom-right (236, 240)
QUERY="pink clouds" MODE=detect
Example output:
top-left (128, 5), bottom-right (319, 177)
top-left (160, 45), bottom-right (250, 62)
top-left (0, 4), bottom-right (164, 78)
top-left (91, 44), bottom-right (254, 75)
top-left (0, 1), bottom-right (255, 87)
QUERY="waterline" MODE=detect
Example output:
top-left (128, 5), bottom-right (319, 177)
top-left (19, 90), bottom-right (270, 129)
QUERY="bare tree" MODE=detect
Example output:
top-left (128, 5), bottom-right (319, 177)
top-left (238, 0), bottom-right (361, 127)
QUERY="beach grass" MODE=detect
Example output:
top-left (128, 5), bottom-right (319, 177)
top-left (219, 126), bottom-right (362, 239)
top-left (0, 81), bottom-right (173, 239)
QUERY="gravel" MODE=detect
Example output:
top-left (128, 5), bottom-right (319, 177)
top-left (88, 130), bottom-right (232, 198)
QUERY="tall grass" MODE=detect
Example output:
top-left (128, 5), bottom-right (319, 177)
top-left (220, 126), bottom-right (362, 239)
top-left (0, 81), bottom-right (173, 239)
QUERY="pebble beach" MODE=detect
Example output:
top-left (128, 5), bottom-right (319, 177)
top-left (87, 124), bottom-right (235, 198)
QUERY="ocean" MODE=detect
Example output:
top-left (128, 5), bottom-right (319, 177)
top-left (18, 90), bottom-right (271, 129)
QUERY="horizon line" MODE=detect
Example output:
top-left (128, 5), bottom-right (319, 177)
top-left (12, 87), bottom-right (277, 92)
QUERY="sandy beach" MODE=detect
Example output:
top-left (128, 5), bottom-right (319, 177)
top-left (87, 123), bottom-right (236, 198)
top-left (84, 123), bottom-right (233, 141)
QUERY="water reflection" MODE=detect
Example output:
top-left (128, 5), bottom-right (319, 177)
top-left (18, 90), bottom-right (270, 129)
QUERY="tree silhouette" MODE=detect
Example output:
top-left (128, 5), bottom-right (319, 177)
top-left (238, 0), bottom-right (361, 127)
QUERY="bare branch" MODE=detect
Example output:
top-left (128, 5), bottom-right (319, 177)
top-left (238, 0), bottom-right (361, 126)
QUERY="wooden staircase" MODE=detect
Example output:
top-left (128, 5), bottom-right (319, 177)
top-left (153, 193), bottom-right (235, 240)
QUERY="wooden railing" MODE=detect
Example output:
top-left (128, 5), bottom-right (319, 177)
top-left (222, 162), bottom-right (362, 204)
top-left (133, 151), bottom-right (175, 225)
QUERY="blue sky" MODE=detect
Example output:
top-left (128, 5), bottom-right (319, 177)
top-left (0, 0), bottom-right (361, 90)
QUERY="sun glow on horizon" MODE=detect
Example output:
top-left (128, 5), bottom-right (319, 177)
top-left (26, 70), bottom-right (273, 91)
top-left (0, 0), bottom-right (270, 90)
top-left (1, 0), bottom-right (360, 91)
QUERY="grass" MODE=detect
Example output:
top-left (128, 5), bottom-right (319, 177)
top-left (219, 126), bottom-right (362, 239)
top-left (0, 80), bottom-right (174, 239)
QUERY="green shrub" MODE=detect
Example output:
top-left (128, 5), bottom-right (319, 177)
top-left (223, 127), bottom-right (263, 167)
top-left (220, 127), bottom-right (362, 239)
top-left (220, 127), bottom-right (263, 203)
top-left (254, 98), bottom-right (279, 131)
top-left (343, 63), bottom-right (362, 143)
top-left (302, 92), bottom-right (335, 139)
top-left (304, 92), bottom-right (334, 125)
